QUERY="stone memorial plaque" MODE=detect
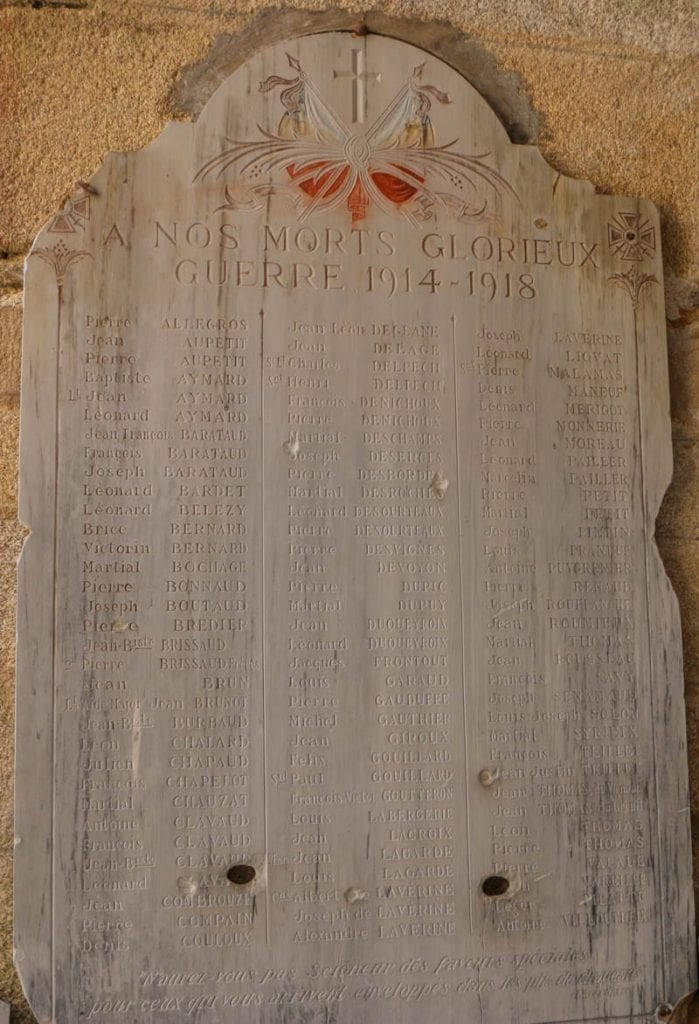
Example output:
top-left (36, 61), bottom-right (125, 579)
top-left (16, 29), bottom-right (696, 1024)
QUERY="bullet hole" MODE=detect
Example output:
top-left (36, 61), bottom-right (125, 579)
top-left (227, 864), bottom-right (256, 885)
top-left (481, 874), bottom-right (510, 897)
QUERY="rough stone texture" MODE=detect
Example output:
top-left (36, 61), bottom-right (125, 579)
top-left (667, 325), bottom-right (699, 440)
top-left (657, 539), bottom-right (699, 683)
top-left (658, 441), bottom-right (699, 537)
top-left (486, 44), bottom-right (698, 281)
top-left (1, 3), bottom-right (697, 1021)
top-left (0, 299), bottom-right (21, 397)
top-left (0, 401), bottom-right (18, 520)
top-left (0, 522), bottom-right (26, 1022)
top-left (0, 7), bottom-right (214, 259)
top-left (686, 690), bottom-right (699, 809)
top-left (683, 689), bottom-right (699, 896)
top-left (0, 263), bottom-right (24, 294)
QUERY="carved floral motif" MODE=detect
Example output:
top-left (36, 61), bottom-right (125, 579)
top-left (194, 55), bottom-right (517, 225)
top-left (610, 264), bottom-right (659, 310)
top-left (32, 240), bottom-right (91, 285)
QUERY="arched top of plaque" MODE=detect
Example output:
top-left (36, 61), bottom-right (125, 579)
top-left (152, 32), bottom-right (566, 236)
top-left (191, 34), bottom-right (525, 225)
top-left (16, 27), bottom-right (695, 1024)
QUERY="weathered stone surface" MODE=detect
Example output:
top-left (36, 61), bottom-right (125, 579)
top-left (0, 6), bottom-right (213, 257)
top-left (658, 440), bottom-right (699, 536)
top-left (657, 539), bottom-right (699, 681)
top-left (15, 29), bottom-right (695, 1024)
top-left (0, 401), bottom-right (18, 519)
top-left (0, 297), bottom-right (21, 396)
top-left (0, 520), bottom-right (26, 1024)
top-left (667, 324), bottom-right (699, 440)
top-left (0, 521), bottom-right (24, 836)
top-left (0, 262), bottom-right (24, 293)
top-left (684, 690), bottom-right (699, 812)
top-left (665, 274), bottom-right (699, 325)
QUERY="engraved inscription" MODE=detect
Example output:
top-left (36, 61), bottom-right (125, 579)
top-left (16, 29), bottom-right (693, 1024)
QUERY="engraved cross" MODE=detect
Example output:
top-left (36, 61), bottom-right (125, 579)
top-left (333, 49), bottom-right (381, 124)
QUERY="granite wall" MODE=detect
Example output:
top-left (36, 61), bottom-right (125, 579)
top-left (0, 1), bottom-right (697, 1018)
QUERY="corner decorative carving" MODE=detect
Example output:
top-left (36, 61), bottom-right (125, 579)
top-left (32, 240), bottom-right (91, 286)
top-left (609, 264), bottom-right (659, 310)
top-left (607, 211), bottom-right (658, 309)
top-left (607, 211), bottom-right (656, 261)
top-left (48, 186), bottom-right (92, 234)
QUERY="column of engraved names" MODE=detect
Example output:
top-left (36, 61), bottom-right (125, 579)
top-left (359, 322), bottom-right (462, 943)
top-left (265, 318), bottom-right (352, 944)
top-left (158, 316), bottom-right (258, 952)
top-left (458, 324), bottom-right (549, 935)
top-left (75, 314), bottom-right (156, 959)
top-left (545, 326), bottom-right (650, 938)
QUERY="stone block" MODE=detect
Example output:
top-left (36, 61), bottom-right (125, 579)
top-left (0, 520), bottom-right (24, 1024)
top-left (0, 262), bottom-right (23, 293)
top-left (658, 538), bottom-right (699, 679)
top-left (658, 440), bottom-right (699, 537)
top-left (0, 401), bottom-right (18, 519)
top-left (685, 688), bottom-right (699, 813)
top-left (0, 8), bottom-right (213, 255)
top-left (667, 323), bottom-right (699, 440)
top-left (0, 295), bottom-right (22, 397)
top-left (486, 41), bottom-right (699, 277)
